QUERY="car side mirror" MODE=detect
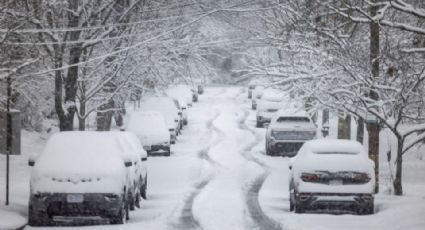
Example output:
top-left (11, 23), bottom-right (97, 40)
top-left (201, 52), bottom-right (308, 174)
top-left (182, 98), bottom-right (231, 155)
top-left (28, 159), bottom-right (35, 167)
top-left (124, 161), bottom-right (133, 167)
top-left (141, 157), bottom-right (147, 162)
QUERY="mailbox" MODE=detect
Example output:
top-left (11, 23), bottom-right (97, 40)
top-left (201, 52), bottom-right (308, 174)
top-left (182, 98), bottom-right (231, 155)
top-left (0, 110), bottom-right (21, 155)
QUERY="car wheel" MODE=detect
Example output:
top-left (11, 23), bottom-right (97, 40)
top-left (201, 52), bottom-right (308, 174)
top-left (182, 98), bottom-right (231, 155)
top-left (141, 177), bottom-right (147, 200)
top-left (289, 187), bottom-right (295, 212)
top-left (294, 199), bottom-right (305, 214)
top-left (135, 189), bottom-right (141, 208)
top-left (28, 205), bottom-right (50, 226)
top-left (256, 121), bottom-right (262, 128)
top-left (111, 198), bottom-right (128, 224)
top-left (359, 200), bottom-right (374, 215)
top-left (164, 150), bottom-right (171, 157)
top-left (183, 119), bottom-right (188, 125)
top-left (129, 192), bottom-right (135, 211)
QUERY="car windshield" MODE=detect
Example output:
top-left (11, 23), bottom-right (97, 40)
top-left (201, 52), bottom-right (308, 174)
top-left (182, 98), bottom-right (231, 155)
top-left (271, 130), bottom-right (315, 140)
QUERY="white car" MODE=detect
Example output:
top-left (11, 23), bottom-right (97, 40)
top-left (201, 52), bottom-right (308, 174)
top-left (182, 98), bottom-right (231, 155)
top-left (167, 85), bottom-right (193, 107)
top-left (167, 91), bottom-right (189, 126)
top-left (112, 132), bottom-right (147, 210)
top-left (256, 88), bottom-right (287, 127)
top-left (251, 85), bottom-right (265, 110)
top-left (140, 97), bottom-right (181, 144)
top-left (28, 132), bottom-right (130, 226)
top-left (288, 139), bottom-right (375, 214)
top-left (265, 109), bottom-right (316, 156)
top-left (127, 111), bottom-right (171, 156)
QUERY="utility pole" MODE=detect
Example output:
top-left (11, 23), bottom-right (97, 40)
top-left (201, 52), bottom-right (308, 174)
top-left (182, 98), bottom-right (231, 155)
top-left (5, 74), bottom-right (12, 205)
top-left (368, 2), bottom-right (380, 193)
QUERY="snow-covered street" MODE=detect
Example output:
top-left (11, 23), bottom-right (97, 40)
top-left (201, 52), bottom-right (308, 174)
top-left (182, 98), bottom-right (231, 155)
top-left (1, 86), bottom-right (425, 230)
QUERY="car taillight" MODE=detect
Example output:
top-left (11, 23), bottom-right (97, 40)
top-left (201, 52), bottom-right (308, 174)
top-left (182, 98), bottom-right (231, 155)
top-left (300, 172), bottom-right (321, 182)
top-left (352, 172), bottom-right (371, 183)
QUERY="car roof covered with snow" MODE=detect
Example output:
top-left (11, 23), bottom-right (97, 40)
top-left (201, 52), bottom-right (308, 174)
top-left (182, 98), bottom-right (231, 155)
top-left (111, 131), bottom-right (146, 160)
top-left (127, 111), bottom-right (168, 135)
top-left (261, 88), bottom-right (287, 102)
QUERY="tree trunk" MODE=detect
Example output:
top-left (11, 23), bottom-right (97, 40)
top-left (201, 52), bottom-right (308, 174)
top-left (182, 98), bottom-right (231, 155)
top-left (367, 123), bottom-right (380, 193)
top-left (96, 99), bottom-right (115, 131)
top-left (321, 109), bottom-right (330, 137)
top-left (53, 55), bottom-right (74, 131)
top-left (78, 100), bottom-right (85, 131)
top-left (368, 0), bottom-right (381, 193)
top-left (393, 139), bottom-right (403, 195)
top-left (338, 113), bottom-right (351, 139)
top-left (356, 117), bottom-right (365, 143)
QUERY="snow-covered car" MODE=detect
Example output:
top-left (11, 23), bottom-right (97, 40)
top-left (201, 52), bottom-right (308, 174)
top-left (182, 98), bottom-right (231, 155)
top-left (167, 93), bottom-right (189, 125)
top-left (171, 98), bottom-right (185, 131)
top-left (247, 84), bottom-right (255, 99)
top-left (140, 96), bottom-right (181, 144)
top-left (116, 132), bottom-right (148, 199)
top-left (197, 84), bottom-right (204, 94)
top-left (288, 139), bottom-right (375, 214)
top-left (112, 132), bottom-right (147, 210)
top-left (127, 111), bottom-right (171, 156)
top-left (251, 85), bottom-right (265, 110)
top-left (167, 85), bottom-right (193, 107)
top-left (28, 132), bottom-right (131, 226)
top-left (256, 88), bottom-right (287, 127)
top-left (265, 109), bottom-right (316, 157)
top-left (192, 88), bottom-right (198, 102)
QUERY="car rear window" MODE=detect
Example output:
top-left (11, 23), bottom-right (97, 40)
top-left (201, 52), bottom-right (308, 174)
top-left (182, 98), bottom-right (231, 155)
top-left (314, 151), bottom-right (358, 155)
top-left (277, 117), bottom-right (310, 122)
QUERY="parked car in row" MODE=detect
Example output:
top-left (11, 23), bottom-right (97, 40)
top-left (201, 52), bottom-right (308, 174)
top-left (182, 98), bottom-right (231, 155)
top-left (265, 109), bottom-right (317, 157)
top-left (28, 131), bottom-right (148, 226)
top-left (197, 84), bottom-right (204, 94)
top-left (166, 84), bottom-right (194, 107)
top-left (251, 85), bottom-right (265, 110)
top-left (288, 139), bottom-right (375, 214)
top-left (140, 96), bottom-right (181, 144)
top-left (248, 84), bottom-right (255, 99)
top-left (127, 111), bottom-right (171, 156)
top-left (256, 88), bottom-right (287, 127)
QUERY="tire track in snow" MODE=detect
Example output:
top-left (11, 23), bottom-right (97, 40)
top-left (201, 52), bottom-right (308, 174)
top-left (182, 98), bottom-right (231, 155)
top-left (172, 95), bottom-right (226, 230)
top-left (238, 109), bottom-right (283, 230)
top-left (198, 109), bottom-right (224, 167)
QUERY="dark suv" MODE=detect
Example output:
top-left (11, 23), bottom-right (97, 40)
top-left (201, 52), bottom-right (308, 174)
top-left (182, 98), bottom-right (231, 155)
top-left (28, 132), bottom-right (131, 226)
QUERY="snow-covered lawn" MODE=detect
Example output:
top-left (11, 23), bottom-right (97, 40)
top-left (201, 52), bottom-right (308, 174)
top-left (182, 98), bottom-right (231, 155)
top-left (0, 86), bottom-right (424, 230)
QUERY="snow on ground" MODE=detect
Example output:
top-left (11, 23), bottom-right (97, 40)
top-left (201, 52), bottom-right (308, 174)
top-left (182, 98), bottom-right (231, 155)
top-left (1, 86), bottom-right (425, 230)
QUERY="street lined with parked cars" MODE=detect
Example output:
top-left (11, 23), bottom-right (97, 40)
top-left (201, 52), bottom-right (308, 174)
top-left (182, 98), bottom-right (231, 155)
top-left (248, 83), bottom-right (375, 215)
top-left (24, 85), bottom-right (378, 228)
top-left (27, 84), bottom-right (200, 226)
